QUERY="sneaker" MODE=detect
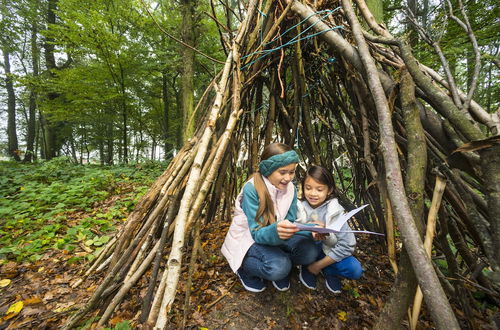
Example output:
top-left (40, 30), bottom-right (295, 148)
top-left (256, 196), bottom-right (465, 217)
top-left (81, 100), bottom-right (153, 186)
top-left (299, 265), bottom-right (317, 290)
top-left (272, 276), bottom-right (290, 291)
top-left (237, 270), bottom-right (266, 293)
top-left (323, 273), bottom-right (342, 293)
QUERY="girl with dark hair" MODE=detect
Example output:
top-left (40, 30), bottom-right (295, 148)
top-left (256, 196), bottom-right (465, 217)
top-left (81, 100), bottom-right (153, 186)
top-left (296, 165), bottom-right (363, 293)
top-left (221, 143), bottom-right (318, 292)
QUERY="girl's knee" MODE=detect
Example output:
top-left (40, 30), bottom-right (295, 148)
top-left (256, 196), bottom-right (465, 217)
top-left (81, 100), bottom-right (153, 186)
top-left (293, 238), bottom-right (318, 264)
top-left (343, 257), bottom-right (363, 279)
top-left (264, 258), bottom-right (291, 281)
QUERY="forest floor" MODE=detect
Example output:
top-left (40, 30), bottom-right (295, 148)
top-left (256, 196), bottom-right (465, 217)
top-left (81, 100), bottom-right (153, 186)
top-left (0, 180), bottom-right (496, 329)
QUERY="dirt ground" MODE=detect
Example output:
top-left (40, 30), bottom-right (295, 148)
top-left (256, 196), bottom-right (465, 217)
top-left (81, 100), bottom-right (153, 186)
top-left (0, 217), bottom-right (496, 329)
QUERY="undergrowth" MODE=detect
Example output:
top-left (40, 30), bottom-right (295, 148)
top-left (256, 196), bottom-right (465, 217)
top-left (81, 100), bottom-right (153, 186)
top-left (0, 157), bottom-right (165, 263)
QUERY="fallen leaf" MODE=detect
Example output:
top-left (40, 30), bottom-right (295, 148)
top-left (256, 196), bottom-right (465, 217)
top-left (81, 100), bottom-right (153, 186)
top-left (7, 301), bottom-right (24, 315)
top-left (337, 311), bottom-right (347, 321)
top-left (0, 279), bottom-right (11, 287)
top-left (37, 267), bottom-right (45, 273)
top-left (109, 316), bottom-right (124, 326)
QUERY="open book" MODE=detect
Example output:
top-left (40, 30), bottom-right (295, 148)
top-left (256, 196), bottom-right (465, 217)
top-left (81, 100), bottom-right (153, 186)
top-left (295, 204), bottom-right (384, 236)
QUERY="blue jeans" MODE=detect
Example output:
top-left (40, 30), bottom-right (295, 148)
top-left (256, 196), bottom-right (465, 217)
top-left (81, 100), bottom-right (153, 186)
top-left (315, 242), bottom-right (363, 279)
top-left (240, 235), bottom-right (317, 281)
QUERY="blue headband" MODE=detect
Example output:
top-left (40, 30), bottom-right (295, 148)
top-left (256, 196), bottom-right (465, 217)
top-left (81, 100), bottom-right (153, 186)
top-left (258, 150), bottom-right (300, 177)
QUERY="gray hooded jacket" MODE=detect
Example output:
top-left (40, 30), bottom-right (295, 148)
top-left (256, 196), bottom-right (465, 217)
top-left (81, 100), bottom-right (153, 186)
top-left (296, 198), bottom-right (356, 262)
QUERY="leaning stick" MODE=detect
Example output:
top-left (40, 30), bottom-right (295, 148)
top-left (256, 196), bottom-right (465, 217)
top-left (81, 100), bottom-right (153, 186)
top-left (182, 219), bottom-right (202, 328)
top-left (410, 175), bottom-right (447, 330)
top-left (98, 240), bottom-right (160, 326)
top-left (151, 51), bottom-right (234, 329)
top-left (140, 194), bottom-right (178, 323)
top-left (341, 0), bottom-right (459, 328)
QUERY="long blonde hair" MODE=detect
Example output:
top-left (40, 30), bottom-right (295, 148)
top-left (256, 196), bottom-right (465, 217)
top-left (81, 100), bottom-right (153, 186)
top-left (253, 143), bottom-right (293, 227)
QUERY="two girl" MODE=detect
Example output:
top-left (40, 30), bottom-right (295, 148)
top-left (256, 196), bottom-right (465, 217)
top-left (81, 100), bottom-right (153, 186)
top-left (221, 143), bottom-right (362, 292)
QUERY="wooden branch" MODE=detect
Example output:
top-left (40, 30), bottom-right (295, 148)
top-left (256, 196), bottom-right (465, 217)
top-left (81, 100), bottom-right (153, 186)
top-left (421, 64), bottom-right (499, 133)
top-left (398, 41), bottom-right (484, 142)
top-left (153, 50), bottom-right (234, 329)
top-left (410, 175), bottom-right (447, 330)
top-left (98, 241), bottom-right (160, 326)
top-left (341, 0), bottom-right (459, 328)
top-left (139, 195), bottom-right (178, 323)
top-left (445, 0), bottom-right (481, 112)
top-left (404, 8), bottom-right (463, 109)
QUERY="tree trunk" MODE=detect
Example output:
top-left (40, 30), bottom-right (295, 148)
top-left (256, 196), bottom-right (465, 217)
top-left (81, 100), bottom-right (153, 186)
top-left (181, 0), bottom-right (196, 143)
top-left (162, 70), bottom-right (172, 157)
top-left (480, 143), bottom-right (500, 282)
top-left (374, 70), bottom-right (427, 329)
top-left (3, 46), bottom-right (20, 161)
top-left (42, 0), bottom-right (66, 159)
top-left (24, 20), bottom-right (39, 162)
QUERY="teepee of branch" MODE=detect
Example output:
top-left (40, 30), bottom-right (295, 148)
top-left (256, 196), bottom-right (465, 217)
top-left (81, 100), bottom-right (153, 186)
top-left (63, 0), bottom-right (500, 329)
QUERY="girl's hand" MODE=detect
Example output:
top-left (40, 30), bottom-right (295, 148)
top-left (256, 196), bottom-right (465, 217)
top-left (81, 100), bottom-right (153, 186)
top-left (277, 220), bottom-right (299, 240)
top-left (310, 221), bottom-right (326, 240)
top-left (312, 232), bottom-right (328, 241)
top-left (307, 262), bottom-right (323, 275)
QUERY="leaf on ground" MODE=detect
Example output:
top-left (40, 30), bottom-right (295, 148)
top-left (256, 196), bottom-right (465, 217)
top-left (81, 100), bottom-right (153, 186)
top-left (6, 301), bottom-right (24, 316)
top-left (109, 316), bottom-right (124, 326)
top-left (337, 311), bottom-right (347, 321)
top-left (0, 279), bottom-right (11, 287)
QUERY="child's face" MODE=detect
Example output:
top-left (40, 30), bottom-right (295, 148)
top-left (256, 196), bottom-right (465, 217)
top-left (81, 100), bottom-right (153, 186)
top-left (267, 163), bottom-right (297, 190)
top-left (303, 176), bottom-right (333, 208)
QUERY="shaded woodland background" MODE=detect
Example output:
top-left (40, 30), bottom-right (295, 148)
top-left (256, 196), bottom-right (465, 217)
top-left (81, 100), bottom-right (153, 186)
top-left (1, 0), bottom-right (499, 329)
top-left (0, 0), bottom-right (498, 163)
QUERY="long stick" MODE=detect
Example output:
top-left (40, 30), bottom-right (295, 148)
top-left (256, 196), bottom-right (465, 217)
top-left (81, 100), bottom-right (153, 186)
top-left (152, 51), bottom-right (234, 329)
top-left (410, 175), bottom-right (447, 329)
top-left (340, 0), bottom-right (459, 328)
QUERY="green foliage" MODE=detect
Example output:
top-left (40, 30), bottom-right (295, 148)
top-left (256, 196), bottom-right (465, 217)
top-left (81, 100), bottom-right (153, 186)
top-left (0, 158), bottom-right (165, 262)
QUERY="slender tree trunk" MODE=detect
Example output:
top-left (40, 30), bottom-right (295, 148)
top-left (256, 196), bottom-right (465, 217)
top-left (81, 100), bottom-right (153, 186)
top-left (162, 70), bottom-right (172, 157)
top-left (181, 0), bottom-right (196, 143)
top-left (119, 65), bottom-right (128, 164)
top-left (3, 46), bottom-right (20, 161)
top-left (374, 71), bottom-right (426, 329)
top-left (42, 0), bottom-right (65, 159)
top-left (24, 21), bottom-right (39, 162)
top-left (106, 111), bottom-right (114, 165)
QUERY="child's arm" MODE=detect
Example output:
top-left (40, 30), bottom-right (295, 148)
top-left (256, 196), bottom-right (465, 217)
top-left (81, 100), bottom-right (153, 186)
top-left (241, 183), bottom-right (285, 245)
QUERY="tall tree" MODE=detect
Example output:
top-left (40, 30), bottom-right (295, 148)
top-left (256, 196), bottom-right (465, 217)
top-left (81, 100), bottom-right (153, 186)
top-left (41, 0), bottom-right (71, 159)
top-left (1, 0), bottom-right (20, 161)
top-left (23, 1), bottom-right (41, 162)
top-left (2, 47), bottom-right (20, 161)
top-left (180, 0), bottom-right (196, 143)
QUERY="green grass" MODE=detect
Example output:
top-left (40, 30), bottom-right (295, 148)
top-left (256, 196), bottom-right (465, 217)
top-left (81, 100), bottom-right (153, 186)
top-left (0, 157), bottom-right (166, 263)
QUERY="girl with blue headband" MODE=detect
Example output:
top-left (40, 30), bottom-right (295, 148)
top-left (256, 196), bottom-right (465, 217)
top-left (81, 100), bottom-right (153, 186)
top-left (221, 143), bottom-right (318, 292)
